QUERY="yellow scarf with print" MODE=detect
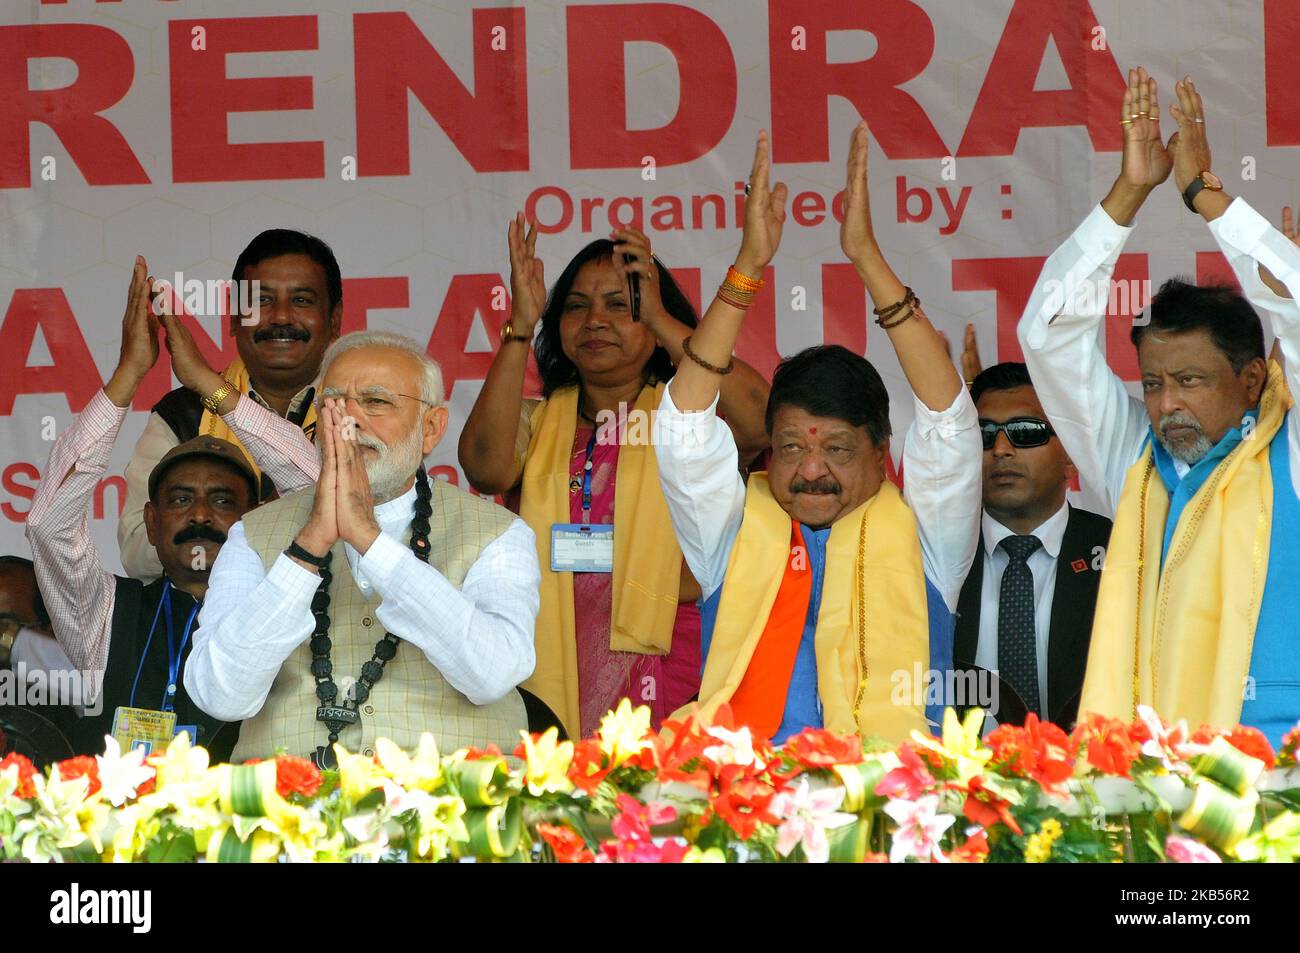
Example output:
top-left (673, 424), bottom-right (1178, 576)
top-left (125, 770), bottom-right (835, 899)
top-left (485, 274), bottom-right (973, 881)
top-left (688, 473), bottom-right (930, 744)
top-left (519, 383), bottom-right (684, 739)
top-left (1081, 361), bottom-right (1291, 727)
top-left (199, 357), bottom-right (318, 492)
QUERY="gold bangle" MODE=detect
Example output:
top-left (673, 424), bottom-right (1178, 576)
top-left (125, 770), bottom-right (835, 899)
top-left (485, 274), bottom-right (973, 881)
top-left (202, 381), bottom-right (236, 413)
top-left (681, 335), bottom-right (734, 375)
top-left (716, 288), bottom-right (753, 311)
top-left (726, 265), bottom-right (764, 292)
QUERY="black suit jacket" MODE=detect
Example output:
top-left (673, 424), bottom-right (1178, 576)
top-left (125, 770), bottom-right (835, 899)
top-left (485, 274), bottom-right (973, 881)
top-left (954, 505), bottom-right (1113, 730)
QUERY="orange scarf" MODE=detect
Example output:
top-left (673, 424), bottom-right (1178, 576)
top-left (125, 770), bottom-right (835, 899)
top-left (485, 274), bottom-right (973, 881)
top-left (728, 524), bottom-right (813, 739)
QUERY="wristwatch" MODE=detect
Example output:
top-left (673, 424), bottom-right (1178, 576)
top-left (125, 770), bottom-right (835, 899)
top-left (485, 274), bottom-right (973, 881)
top-left (202, 381), bottom-right (236, 413)
top-left (1182, 170), bottom-right (1223, 213)
top-left (500, 320), bottom-right (532, 345)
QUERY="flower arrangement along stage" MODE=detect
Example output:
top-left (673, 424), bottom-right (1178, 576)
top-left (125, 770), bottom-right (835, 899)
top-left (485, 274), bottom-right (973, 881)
top-left (2, 701), bottom-right (1299, 863)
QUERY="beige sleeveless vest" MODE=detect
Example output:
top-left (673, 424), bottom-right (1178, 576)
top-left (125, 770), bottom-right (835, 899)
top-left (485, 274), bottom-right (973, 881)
top-left (233, 480), bottom-right (528, 760)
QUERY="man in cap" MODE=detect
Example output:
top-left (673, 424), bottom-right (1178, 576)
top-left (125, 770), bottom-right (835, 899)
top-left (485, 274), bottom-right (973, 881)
top-left (26, 260), bottom-right (258, 759)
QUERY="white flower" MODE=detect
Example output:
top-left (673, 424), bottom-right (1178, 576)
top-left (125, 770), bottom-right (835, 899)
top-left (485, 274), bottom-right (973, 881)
top-left (95, 736), bottom-right (157, 807)
top-left (769, 777), bottom-right (857, 863)
top-left (703, 725), bottom-right (759, 767)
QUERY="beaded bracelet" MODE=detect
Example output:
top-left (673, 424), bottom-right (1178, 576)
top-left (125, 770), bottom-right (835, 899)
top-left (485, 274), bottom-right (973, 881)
top-left (681, 335), bottom-right (734, 375)
top-left (873, 286), bottom-right (915, 320)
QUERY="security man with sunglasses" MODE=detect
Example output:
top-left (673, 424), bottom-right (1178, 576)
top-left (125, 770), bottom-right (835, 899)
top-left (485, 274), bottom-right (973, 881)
top-left (952, 362), bottom-right (1112, 729)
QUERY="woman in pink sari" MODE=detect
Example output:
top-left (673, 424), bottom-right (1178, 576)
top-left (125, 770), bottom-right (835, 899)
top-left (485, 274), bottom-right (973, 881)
top-left (460, 219), bottom-right (770, 739)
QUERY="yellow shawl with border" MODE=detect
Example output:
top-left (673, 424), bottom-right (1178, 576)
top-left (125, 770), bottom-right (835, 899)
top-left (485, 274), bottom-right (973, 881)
top-left (519, 383), bottom-right (683, 738)
top-left (688, 473), bottom-right (930, 743)
top-left (1081, 361), bottom-right (1291, 726)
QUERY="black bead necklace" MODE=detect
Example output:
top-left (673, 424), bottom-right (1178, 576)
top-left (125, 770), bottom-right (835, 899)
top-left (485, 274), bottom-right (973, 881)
top-left (309, 467), bottom-right (433, 769)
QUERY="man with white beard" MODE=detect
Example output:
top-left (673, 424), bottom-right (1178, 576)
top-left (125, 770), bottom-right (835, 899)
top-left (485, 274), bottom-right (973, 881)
top-left (185, 331), bottom-right (539, 767)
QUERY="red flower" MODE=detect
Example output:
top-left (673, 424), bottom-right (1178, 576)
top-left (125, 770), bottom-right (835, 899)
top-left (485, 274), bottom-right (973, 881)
top-left (275, 755), bottom-right (323, 799)
top-left (875, 744), bottom-right (935, 800)
top-left (949, 830), bottom-right (989, 863)
top-left (0, 752), bottom-right (38, 798)
top-left (782, 728), bottom-right (863, 769)
top-left (710, 770), bottom-right (779, 839)
top-left (1071, 713), bottom-right (1140, 777)
top-left (1190, 724), bottom-right (1219, 745)
top-left (568, 739), bottom-right (611, 794)
top-left (536, 823), bottom-right (595, 863)
top-left (1223, 726), bottom-right (1276, 769)
top-left (638, 715), bottom-right (711, 789)
top-left (135, 776), bottom-right (156, 798)
top-left (460, 744), bottom-right (504, 761)
top-left (987, 715), bottom-right (1074, 791)
top-left (55, 755), bottom-right (102, 797)
top-left (960, 776), bottom-right (1022, 835)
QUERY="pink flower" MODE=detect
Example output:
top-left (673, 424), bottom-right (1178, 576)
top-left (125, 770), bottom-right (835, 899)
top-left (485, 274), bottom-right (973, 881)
top-left (883, 794), bottom-right (955, 864)
top-left (769, 776), bottom-right (858, 864)
top-left (875, 744), bottom-right (935, 800)
top-left (610, 793), bottom-right (676, 842)
top-left (598, 837), bottom-right (690, 863)
top-left (1165, 834), bottom-right (1221, 864)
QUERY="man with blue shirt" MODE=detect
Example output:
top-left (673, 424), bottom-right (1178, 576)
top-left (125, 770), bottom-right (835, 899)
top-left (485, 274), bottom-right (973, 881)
top-left (1018, 68), bottom-right (1300, 744)
top-left (655, 124), bottom-right (981, 745)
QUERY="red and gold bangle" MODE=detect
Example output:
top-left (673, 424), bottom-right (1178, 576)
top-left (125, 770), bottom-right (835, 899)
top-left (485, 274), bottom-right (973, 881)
top-left (716, 286), bottom-right (754, 310)
top-left (726, 265), bottom-right (764, 293)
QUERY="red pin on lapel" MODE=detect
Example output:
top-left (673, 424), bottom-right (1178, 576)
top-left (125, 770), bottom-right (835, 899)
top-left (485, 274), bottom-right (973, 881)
top-left (1071, 558), bottom-right (1088, 574)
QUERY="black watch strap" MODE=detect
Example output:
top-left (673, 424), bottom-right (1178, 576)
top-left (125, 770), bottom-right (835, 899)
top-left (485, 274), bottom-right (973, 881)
top-left (1183, 176), bottom-right (1207, 213)
top-left (285, 541), bottom-right (331, 569)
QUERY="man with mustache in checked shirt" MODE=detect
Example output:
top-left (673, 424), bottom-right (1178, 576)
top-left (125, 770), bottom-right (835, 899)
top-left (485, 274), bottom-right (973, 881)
top-left (117, 230), bottom-right (341, 581)
top-left (26, 258), bottom-right (258, 761)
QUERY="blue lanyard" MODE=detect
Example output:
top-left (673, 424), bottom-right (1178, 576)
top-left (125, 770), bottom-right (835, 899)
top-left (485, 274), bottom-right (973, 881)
top-left (580, 429), bottom-right (598, 526)
top-left (128, 580), bottom-right (200, 713)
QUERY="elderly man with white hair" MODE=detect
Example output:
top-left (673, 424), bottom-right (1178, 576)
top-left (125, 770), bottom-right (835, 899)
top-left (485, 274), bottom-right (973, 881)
top-left (185, 331), bottom-right (539, 767)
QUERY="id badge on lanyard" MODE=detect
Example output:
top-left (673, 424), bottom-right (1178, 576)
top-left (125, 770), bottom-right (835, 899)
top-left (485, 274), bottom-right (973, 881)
top-left (551, 429), bottom-right (614, 573)
top-left (114, 581), bottom-right (199, 754)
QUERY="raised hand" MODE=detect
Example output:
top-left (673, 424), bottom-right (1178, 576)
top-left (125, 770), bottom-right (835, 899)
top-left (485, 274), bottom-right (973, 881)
top-left (294, 398), bottom-right (341, 562)
top-left (506, 212), bottom-right (547, 335)
top-left (156, 290), bottom-right (225, 399)
top-left (1119, 67), bottom-right (1173, 190)
top-left (611, 226), bottom-right (665, 331)
top-left (840, 121), bottom-right (881, 270)
top-left (960, 324), bottom-right (984, 382)
top-left (1168, 75), bottom-right (1213, 193)
top-left (735, 130), bottom-right (788, 278)
top-left (332, 408), bottom-right (380, 553)
top-left (104, 256), bottom-right (162, 407)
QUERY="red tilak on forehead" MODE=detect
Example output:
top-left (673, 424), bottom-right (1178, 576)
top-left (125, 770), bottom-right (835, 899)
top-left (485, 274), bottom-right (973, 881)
top-left (809, 426), bottom-right (817, 435)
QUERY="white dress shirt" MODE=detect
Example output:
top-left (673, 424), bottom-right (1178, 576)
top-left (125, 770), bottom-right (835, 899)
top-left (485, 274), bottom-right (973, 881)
top-left (973, 502), bottom-right (1070, 716)
top-left (184, 483), bottom-right (540, 723)
top-left (654, 385), bottom-right (983, 613)
top-left (1017, 198), bottom-right (1300, 513)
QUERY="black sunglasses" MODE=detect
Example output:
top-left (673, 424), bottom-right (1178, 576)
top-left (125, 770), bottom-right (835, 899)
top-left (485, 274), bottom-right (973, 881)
top-left (979, 417), bottom-right (1056, 450)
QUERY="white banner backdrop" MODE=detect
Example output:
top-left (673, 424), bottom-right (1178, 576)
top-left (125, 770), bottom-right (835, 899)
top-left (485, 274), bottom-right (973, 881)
top-left (1, 0), bottom-right (1297, 572)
